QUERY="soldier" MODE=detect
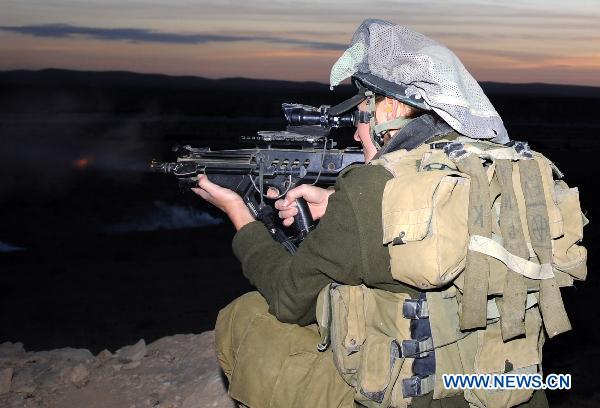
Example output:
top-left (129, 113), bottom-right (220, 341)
top-left (194, 19), bottom-right (585, 408)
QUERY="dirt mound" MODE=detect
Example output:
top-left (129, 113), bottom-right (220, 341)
top-left (0, 331), bottom-right (236, 408)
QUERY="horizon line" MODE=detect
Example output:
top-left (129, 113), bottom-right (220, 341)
top-left (2, 67), bottom-right (600, 90)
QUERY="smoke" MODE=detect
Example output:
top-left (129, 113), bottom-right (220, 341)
top-left (0, 110), bottom-right (162, 201)
top-left (0, 241), bottom-right (26, 253)
top-left (105, 201), bottom-right (222, 233)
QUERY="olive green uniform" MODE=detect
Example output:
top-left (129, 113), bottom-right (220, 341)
top-left (216, 164), bottom-right (548, 407)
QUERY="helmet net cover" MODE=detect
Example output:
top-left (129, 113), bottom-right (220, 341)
top-left (330, 19), bottom-right (509, 144)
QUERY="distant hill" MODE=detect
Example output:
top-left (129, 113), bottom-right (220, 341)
top-left (1, 69), bottom-right (599, 124)
top-left (1, 68), bottom-right (599, 98)
top-left (0, 69), bottom-right (354, 117)
top-left (481, 81), bottom-right (600, 99)
top-left (0, 68), bottom-right (334, 93)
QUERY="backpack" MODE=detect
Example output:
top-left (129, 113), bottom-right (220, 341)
top-left (316, 136), bottom-right (587, 407)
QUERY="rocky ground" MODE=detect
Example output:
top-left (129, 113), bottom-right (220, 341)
top-left (0, 331), bottom-right (236, 408)
top-left (2, 330), bottom-right (599, 408)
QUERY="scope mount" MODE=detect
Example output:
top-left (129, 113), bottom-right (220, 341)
top-left (240, 129), bottom-right (336, 149)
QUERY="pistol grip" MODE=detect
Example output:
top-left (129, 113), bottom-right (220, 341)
top-left (293, 198), bottom-right (315, 240)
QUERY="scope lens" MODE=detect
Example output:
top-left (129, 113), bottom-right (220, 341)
top-left (288, 109), bottom-right (323, 126)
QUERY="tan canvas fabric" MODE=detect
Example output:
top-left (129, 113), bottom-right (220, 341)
top-left (475, 306), bottom-right (542, 373)
top-left (382, 171), bottom-right (470, 289)
top-left (553, 182), bottom-right (587, 280)
top-left (426, 290), bottom-right (474, 400)
top-left (377, 140), bottom-right (585, 408)
top-left (533, 155), bottom-right (563, 239)
top-left (316, 284), bottom-right (414, 407)
top-left (454, 154), bottom-right (492, 331)
top-left (215, 292), bottom-right (356, 408)
top-left (518, 159), bottom-right (572, 338)
top-left (495, 159), bottom-right (528, 340)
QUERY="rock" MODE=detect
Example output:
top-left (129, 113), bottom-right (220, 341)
top-left (96, 349), bottom-right (113, 364)
top-left (0, 367), bottom-right (13, 394)
top-left (58, 366), bottom-right (72, 384)
top-left (36, 347), bottom-right (94, 366)
top-left (24, 355), bottom-right (49, 365)
top-left (12, 384), bottom-right (35, 395)
top-left (123, 361), bottom-right (141, 370)
top-left (10, 366), bottom-right (35, 395)
top-left (0, 331), bottom-right (238, 407)
top-left (161, 352), bottom-right (175, 363)
top-left (70, 364), bottom-right (89, 388)
top-left (117, 339), bottom-right (147, 363)
top-left (0, 342), bottom-right (25, 359)
top-left (36, 368), bottom-right (63, 389)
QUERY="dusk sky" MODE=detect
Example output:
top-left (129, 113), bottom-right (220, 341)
top-left (1, 0), bottom-right (599, 86)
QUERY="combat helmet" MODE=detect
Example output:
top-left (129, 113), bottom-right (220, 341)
top-left (329, 19), bottom-right (509, 148)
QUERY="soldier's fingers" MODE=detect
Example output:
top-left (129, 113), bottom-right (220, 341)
top-left (278, 208), bottom-right (298, 219)
top-left (266, 187), bottom-right (280, 199)
top-left (274, 198), bottom-right (296, 211)
top-left (283, 217), bottom-right (294, 227)
top-left (197, 174), bottom-right (214, 190)
top-left (198, 174), bottom-right (229, 196)
top-left (282, 185), bottom-right (306, 206)
top-left (191, 187), bottom-right (210, 200)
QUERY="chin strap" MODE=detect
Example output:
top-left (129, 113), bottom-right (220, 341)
top-left (373, 117), bottom-right (414, 139)
top-left (365, 91), bottom-right (382, 150)
top-left (370, 116), bottom-right (415, 151)
top-left (366, 92), bottom-right (416, 149)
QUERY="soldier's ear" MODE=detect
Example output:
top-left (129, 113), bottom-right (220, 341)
top-left (385, 98), bottom-right (394, 113)
top-left (396, 101), bottom-right (415, 118)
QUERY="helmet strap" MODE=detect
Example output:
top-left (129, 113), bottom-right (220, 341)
top-left (373, 117), bottom-right (414, 136)
top-left (367, 92), bottom-right (415, 149)
top-left (365, 91), bottom-right (383, 150)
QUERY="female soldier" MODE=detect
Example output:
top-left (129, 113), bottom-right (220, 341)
top-left (193, 19), bottom-right (550, 408)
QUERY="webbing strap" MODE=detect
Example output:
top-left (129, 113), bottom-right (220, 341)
top-left (316, 283), bottom-right (335, 352)
top-left (468, 235), bottom-right (554, 280)
top-left (488, 294), bottom-right (538, 320)
top-left (466, 145), bottom-right (521, 160)
top-left (453, 154), bottom-right (490, 330)
top-left (495, 159), bottom-right (528, 340)
top-left (518, 159), bottom-right (571, 338)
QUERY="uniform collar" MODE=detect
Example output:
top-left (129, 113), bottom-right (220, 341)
top-left (374, 113), bottom-right (454, 159)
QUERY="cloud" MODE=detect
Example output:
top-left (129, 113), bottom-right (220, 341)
top-left (0, 23), bottom-right (347, 50)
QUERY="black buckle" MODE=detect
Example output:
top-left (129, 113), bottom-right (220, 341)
top-left (402, 375), bottom-right (433, 398)
top-left (402, 298), bottom-right (428, 319)
top-left (401, 338), bottom-right (432, 358)
top-left (429, 141), bottom-right (451, 150)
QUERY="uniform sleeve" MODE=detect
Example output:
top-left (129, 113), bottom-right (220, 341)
top-left (232, 178), bottom-right (363, 326)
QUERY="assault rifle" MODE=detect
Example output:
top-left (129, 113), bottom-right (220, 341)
top-left (152, 103), bottom-right (365, 253)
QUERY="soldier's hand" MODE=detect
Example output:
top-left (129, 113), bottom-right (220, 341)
top-left (267, 185), bottom-right (334, 227)
top-left (192, 175), bottom-right (254, 230)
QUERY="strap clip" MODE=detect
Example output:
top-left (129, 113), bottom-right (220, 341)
top-left (402, 298), bottom-right (429, 319)
top-left (402, 375), bottom-right (435, 397)
top-left (401, 337), bottom-right (433, 358)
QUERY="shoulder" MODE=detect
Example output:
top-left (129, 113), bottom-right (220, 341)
top-left (334, 164), bottom-right (393, 204)
top-left (338, 163), bottom-right (393, 185)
